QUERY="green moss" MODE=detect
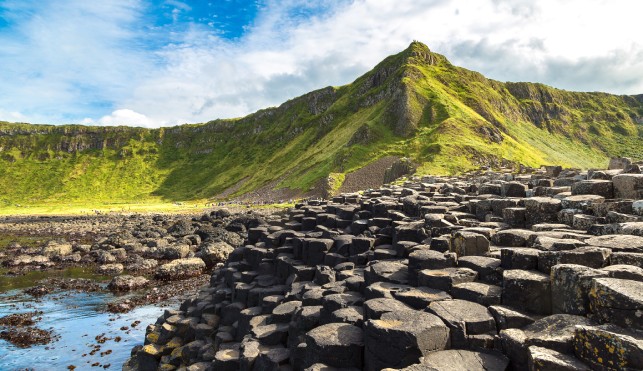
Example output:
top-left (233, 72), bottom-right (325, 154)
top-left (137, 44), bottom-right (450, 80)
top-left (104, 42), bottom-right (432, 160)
top-left (0, 41), bottom-right (641, 207)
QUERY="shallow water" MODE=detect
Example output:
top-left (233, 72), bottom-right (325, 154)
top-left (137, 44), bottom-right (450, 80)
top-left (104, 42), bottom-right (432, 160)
top-left (0, 267), bottom-right (110, 292)
top-left (0, 288), bottom-right (173, 370)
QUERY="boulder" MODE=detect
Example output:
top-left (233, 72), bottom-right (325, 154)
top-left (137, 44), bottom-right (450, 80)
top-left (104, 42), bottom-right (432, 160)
top-left (41, 242), bottom-right (73, 257)
top-left (200, 241), bottom-right (234, 267)
top-left (97, 263), bottom-right (124, 276)
top-left (107, 275), bottom-right (149, 291)
top-left (155, 258), bottom-right (206, 281)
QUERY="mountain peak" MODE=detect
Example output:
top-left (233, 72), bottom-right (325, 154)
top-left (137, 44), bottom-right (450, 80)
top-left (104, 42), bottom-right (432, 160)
top-left (408, 40), bottom-right (430, 54)
top-left (401, 40), bottom-right (443, 67)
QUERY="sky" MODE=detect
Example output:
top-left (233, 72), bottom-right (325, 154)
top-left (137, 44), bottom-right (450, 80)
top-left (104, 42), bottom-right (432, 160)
top-left (0, 0), bottom-right (642, 127)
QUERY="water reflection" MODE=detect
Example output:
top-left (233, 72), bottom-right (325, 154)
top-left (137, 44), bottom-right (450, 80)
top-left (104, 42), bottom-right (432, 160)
top-left (0, 289), bottom-right (171, 370)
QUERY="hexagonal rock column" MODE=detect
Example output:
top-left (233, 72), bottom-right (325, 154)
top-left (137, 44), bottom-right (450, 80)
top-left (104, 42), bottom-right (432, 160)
top-left (418, 268), bottom-right (478, 293)
top-left (363, 310), bottom-right (450, 370)
top-left (418, 349), bottom-right (509, 371)
top-left (364, 261), bottom-right (409, 286)
top-left (527, 346), bottom-right (590, 371)
top-left (571, 180), bottom-right (614, 199)
top-left (523, 197), bottom-right (562, 226)
top-left (550, 264), bottom-right (606, 315)
top-left (500, 314), bottom-right (596, 370)
top-left (450, 231), bottom-right (490, 257)
top-left (427, 299), bottom-right (496, 348)
top-left (501, 181), bottom-right (527, 197)
top-left (573, 324), bottom-right (643, 370)
top-left (589, 277), bottom-right (643, 331)
top-left (612, 174), bottom-right (643, 199)
top-left (303, 323), bottom-right (364, 368)
top-left (502, 270), bottom-right (552, 315)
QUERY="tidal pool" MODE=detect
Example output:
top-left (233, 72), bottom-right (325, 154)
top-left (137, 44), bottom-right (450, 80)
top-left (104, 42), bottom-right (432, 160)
top-left (0, 288), bottom-right (173, 370)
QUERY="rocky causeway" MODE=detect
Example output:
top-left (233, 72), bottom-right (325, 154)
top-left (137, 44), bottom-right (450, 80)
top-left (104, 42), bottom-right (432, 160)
top-left (112, 160), bottom-right (643, 370)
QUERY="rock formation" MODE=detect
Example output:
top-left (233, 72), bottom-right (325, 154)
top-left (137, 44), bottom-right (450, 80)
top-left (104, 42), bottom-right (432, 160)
top-left (127, 161), bottom-right (643, 370)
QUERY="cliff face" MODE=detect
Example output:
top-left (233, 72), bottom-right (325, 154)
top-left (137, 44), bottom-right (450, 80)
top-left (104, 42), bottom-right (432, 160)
top-left (0, 41), bottom-right (642, 205)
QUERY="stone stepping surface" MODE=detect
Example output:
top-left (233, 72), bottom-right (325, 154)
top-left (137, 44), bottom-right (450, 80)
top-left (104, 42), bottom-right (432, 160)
top-left (125, 162), bottom-right (643, 370)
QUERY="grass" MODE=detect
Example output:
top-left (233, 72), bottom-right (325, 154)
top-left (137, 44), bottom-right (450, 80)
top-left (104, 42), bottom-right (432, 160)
top-left (0, 200), bottom-right (296, 216)
top-left (0, 41), bottom-right (641, 209)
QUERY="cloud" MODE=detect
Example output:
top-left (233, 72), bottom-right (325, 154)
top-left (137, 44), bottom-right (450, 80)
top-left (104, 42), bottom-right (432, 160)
top-left (1, 0), bottom-right (643, 127)
top-left (0, 0), bottom-right (152, 124)
top-left (0, 109), bottom-right (25, 122)
top-left (83, 109), bottom-right (159, 128)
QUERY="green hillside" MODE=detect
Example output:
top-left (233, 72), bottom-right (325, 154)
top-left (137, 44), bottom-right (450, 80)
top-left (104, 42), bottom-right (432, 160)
top-left (1, 41), bottom-right (642, 206)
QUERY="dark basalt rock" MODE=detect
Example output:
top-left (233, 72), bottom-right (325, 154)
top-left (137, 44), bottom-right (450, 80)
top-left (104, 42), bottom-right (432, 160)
top-left (127, 163), bottom-right (643, 370)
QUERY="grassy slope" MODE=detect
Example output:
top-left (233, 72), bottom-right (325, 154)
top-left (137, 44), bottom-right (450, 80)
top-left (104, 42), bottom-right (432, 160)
top-left (0, 42), bottom-right (642, 207)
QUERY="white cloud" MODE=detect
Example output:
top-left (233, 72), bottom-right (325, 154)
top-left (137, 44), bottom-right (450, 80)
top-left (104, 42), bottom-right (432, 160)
top-left (85, 109), bottom-right (160, 128)
top-left (1, 0), bottom-right (643, 127)
top-left (0, 109), bottom-right (26, 122)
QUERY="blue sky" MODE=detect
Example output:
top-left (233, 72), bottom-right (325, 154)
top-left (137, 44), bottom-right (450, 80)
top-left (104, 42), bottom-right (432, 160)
top-left (1, 0), bottom-right (642, 127)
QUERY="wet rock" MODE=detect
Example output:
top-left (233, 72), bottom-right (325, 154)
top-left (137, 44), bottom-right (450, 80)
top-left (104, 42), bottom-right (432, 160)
top-left (97, 263), bottom-right (124, 276)
top-left (108, 275), bottom-right (149, 292)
